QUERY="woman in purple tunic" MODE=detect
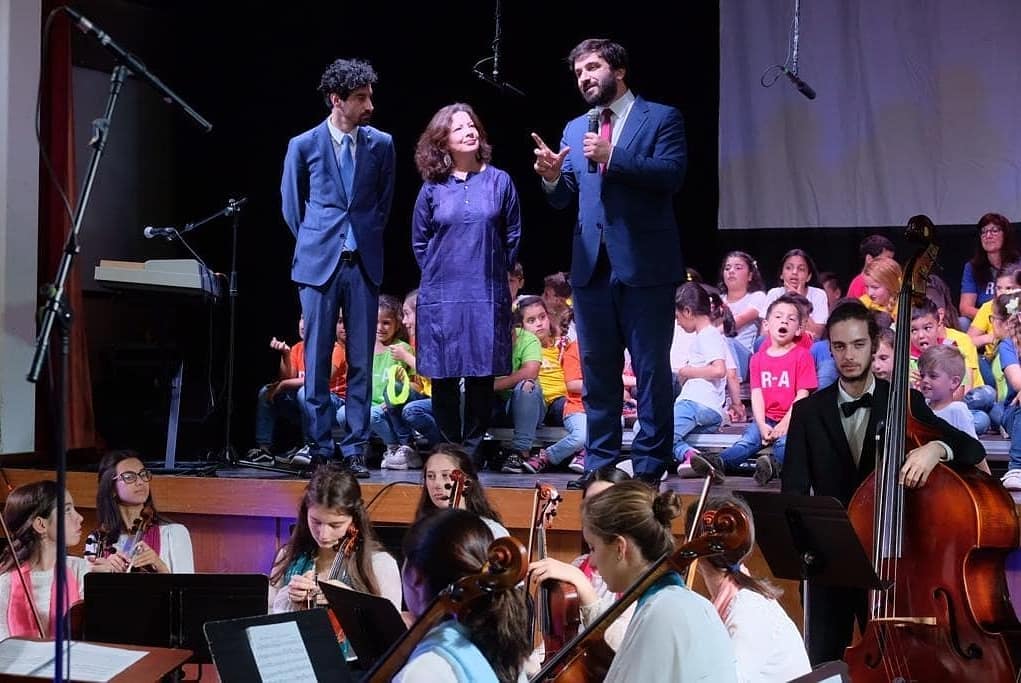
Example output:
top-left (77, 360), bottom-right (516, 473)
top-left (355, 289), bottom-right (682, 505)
top-left (412, 103), bottom-right (521, 458)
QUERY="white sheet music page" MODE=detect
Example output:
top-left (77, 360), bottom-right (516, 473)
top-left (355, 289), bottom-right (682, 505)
top-left (246, 621), bottom-right (316, 682)
top-left (0, 639), bottom-right (146, 680)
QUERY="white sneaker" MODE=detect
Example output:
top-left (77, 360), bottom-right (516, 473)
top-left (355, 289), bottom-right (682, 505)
top-left (395, 444), bottom-right (421, 469)
top-left (381, 445), bottom-right (404, 470)
top-left (1001, 470), bottom-right (1021, 491)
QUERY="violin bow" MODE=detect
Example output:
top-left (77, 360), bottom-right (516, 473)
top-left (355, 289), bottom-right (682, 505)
top-left (0, 498), bottom-right (47, 638)
top-left (685, 453), bottom-right (724, 588)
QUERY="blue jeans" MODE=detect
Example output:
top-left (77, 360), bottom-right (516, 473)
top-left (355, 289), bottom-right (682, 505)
top-left (964, 384), bottom-right (995, 435)
top-left (1001, 403), bottom-right (1021, 471)
top-left (543, 396), bottom-right (587, 465)
top-left (492, 380), bottom-right (545, 453)
top-left (727, 338), bottom-right (751, 383)
top-left (254, 384), bottom-right (304, 447)
top-left (719, 418), bottom-right (787, 469)
top-left (371, 386), bottom-right (426, 446)
top-left (672, 399), bottom-right (722, 460)
top-left (811, 340), bottom-right (837, 389)
top-left (402, 398), bottom-right (444, 448)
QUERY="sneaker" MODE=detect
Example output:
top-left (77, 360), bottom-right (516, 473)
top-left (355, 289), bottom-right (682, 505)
top-left (523, 450), bottom-right (551, 474)
top-left (380, 445), bottom-right (403, 470)
top-left (676, 448), bottom-right (700, 478)
top-left (690, 452), bottom-right (724, 478)
top-left (1001, 470), bottom-right (1021, 491)
top-left (754, 455), bottom-right (779, 486)
top-left (245, 446), bottom-right (274, 465)
top-left (277, 444), bottom-right (311, 467)
top-left (501, 453), bottom-right (525, 474)
top-left (568, 452), bottom-right (586, 474)
top-left (398, 444), bottom-right (423, 469)
top-left (345, 454), bottom-right (370, 478)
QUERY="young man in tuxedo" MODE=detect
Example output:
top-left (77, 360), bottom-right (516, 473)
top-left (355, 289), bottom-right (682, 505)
top-left (782, 299), bottom-right (986, 664)
top-left (531, 38), bottom-right (687, 488)
top-left (281, 59), bottom-right (396, 476)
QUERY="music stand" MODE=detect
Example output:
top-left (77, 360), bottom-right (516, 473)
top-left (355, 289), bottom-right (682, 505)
top-left (738, 492), bottom-right (887, 650)
top-left (319, 580), bottom-right (408, 670)
top-left (203, 609), bottom-right (353, 683)
top-left (82, 573), bottom-right (268, 663)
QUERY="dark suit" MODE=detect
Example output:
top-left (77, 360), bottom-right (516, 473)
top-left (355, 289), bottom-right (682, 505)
top-left (545, 95), bottom-right (686, 477)
top-left (782, 377), bottom-right (986, 664)
top-left (281, 121), bottom-right (395, 458)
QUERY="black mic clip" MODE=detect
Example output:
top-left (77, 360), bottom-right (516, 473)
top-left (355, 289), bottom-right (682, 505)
top-left (781, 67), bottom-right (817, 100)
top-left (225, 197), bottom-right (248, 216)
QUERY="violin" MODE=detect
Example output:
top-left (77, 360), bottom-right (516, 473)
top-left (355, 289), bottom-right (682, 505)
top-left (527, 483), bottom-right (581, 662)
top-left (844, 220), bottom-right (1021, 681)
top-left (365, 536), bottom-right (528, 683)
top-left (124, 506), bottom-right (157, 573)
top-left (532, 503), bottom-right (751, 682)
top-left (446, 469), bottom-right (469, 509)
top-left (310, 526), bottom-right (361, 645)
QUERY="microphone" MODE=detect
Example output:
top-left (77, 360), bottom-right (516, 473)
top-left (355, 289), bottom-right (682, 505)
top-left (782, 67), bottom-right (817, 100)
top-left (61, 7), bottom-right (213, 131)
top-left (587, 110), bottom-right (599, 173)
top-left (226, 197), bottom-right (248, 215)
top-left (472, 69), bottom-right (525, 97)
top-left (143, 226), bottom-right (177, 239)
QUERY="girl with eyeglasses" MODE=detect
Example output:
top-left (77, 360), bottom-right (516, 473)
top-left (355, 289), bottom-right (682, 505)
top-left (84, 450), bottom-right (194, 573)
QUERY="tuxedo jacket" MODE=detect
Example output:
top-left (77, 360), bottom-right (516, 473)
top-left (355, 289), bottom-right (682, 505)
top-left (280, 121), bottom-right (396, 287)
top-left (782, 377), bottom-right (986, 505)
top-left (546, 96), bottom-right (686, 288)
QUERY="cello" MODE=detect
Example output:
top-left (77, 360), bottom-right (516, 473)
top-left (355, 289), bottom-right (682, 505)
top-left (844, 219), bottom-right (1021, 681)
top-left (364, 536), bottom-right (528, 682)
top-left (526, 482), bottom-right (581, 662)
top-left (531, 502), bottom-right (751, 682)
top-left (309, 526), bottom-right (361, 646)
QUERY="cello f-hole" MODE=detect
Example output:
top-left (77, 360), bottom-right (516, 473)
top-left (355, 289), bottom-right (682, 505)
top-left (933, 588), bottom-right (982, 660)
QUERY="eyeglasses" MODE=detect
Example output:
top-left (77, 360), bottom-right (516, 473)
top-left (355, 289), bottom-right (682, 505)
top-left (981, 226), bottom-right (1003, 236)
top-left (115, 469), bottom-right (152, 484)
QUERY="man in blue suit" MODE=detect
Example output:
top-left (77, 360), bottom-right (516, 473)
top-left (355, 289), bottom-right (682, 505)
top-left (281, 58), bottom-right (396, 476)
top-left (533, 39), bottom-right (686, 487)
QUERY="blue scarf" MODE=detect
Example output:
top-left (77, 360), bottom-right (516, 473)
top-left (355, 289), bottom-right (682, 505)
top-left (284, 551), bottom-right (315, 582)
top-left (409, 620), bottom-right (500, 683)
top-left (637, 570), bottom-right (685, 609)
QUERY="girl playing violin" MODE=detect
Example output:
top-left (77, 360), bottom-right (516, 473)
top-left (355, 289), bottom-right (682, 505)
top-left (85, 450), bottom-right (194, 573)
top-left (396, 508), bottom-right (530, 683)
top-left (552, 480), bottom-right (737, 682)
top-left (415, 444), bottom-right (509, 539)
top-left (269, 465), bottom-right (401, 614)
top-left (527, 466), bottom-right (635, 653)
top-left (0, 480), bottom-right (91, 639)
top-left (691, 495), bottom-right (811, 682)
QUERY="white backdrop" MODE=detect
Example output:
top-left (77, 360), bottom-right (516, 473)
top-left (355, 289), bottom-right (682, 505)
top-left (719, 0), bottom-right (1021, 229)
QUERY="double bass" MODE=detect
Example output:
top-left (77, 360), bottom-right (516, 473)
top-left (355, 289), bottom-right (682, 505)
top-left (844, 220), bottom-right (1021, 680)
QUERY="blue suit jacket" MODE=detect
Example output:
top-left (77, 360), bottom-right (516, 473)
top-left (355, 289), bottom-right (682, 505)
top-left (280, 121), bottom-right (396, 287)
top-left (546, 96), bottom-right (686, 288)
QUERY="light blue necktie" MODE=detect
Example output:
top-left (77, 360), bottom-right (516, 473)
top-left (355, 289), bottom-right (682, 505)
top-left (339, 133), bottom-right (357, 252)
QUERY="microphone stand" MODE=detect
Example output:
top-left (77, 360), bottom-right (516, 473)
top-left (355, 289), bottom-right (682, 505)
top-left (28, 12), bottom-right (211, 680)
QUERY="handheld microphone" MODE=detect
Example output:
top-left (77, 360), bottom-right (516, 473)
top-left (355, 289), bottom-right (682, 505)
top-left (587, 109), bottom-right (599, 173)
top-left (143, 226), bottom-right (177, 239)
top-left (782, 68), bottom-right (817, 100)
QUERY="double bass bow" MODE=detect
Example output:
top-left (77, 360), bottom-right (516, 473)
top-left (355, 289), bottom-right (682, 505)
top-left (532, 502), bottom-right (751, 682)
top-left (527, 483), bottom-right (581, 662)
top-left (365, 536), bottom-right (528, 682)
top-left (844, 219), bottom-right (1021, 681)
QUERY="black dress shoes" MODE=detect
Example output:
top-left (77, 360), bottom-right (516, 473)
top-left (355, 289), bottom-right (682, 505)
top-left (344, 453), bottom-right (370, 478)
top-left (567, 470), bottom-right (598, 490)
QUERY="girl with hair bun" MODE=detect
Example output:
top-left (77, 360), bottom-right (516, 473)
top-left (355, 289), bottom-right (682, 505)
top-left (534, 480), bottom-right (737, 682)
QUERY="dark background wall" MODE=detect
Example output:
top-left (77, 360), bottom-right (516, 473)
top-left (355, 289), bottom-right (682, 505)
top-left (63, 1), bottom-right (982, 457)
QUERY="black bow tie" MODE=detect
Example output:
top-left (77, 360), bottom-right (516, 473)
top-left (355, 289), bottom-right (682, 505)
top-left (840, 393), bottom-right (874, 418)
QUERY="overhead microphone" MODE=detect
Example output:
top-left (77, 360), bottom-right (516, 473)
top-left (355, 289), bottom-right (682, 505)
top-left (586, 109), bottom-right (599, 173)
top-left (782, 67), bottom-right (817, 100)
top-left (143, 226), bottom-right (177, 239)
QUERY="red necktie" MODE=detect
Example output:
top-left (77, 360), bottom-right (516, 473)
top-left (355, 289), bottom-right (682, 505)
top-left (599, 108), bottom-right (613, 174)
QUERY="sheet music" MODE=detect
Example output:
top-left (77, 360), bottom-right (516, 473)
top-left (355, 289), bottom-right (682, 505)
top-left (246, 621), bottom-right (317, 683)
top-left (0, 639), bottom-right (146, 680)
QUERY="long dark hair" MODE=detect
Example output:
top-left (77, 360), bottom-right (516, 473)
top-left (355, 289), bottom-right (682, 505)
top-left (971, 212), bottom-right (1020, 287)
top-left (403, 509), bottom-right (529, 683)
top-left (686, 495), bottom-right (782, 600)
top-left (414, 103), bottom-right (493, 183)
top-left (1, 481), bottom-right (59, 572)
top-left (718, 250), bottom-right (765, 296)
top-left (95, 449), bottom-right (163, 546)
top-left (415, 444), bottom-right (503, 524)
top-left (270, 466), bottom-right (382, 594)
